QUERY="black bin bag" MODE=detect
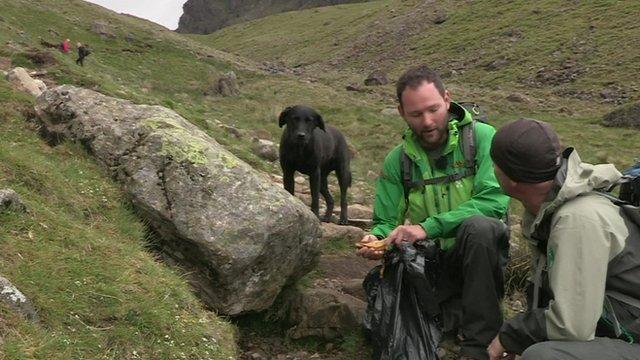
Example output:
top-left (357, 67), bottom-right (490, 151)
top-left (363, 242), bottom-right (442, 360)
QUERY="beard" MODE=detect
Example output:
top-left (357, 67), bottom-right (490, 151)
top-left (414, 125), bottom-right (448, 151)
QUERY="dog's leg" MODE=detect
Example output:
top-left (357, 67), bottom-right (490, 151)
top-left (283, 167), bottom-right (295, 195)
top-left (320, 175), bottom-right (334, 222)
top-left (309, 167), bottom-right (321, 218)
top-left (336, 167), bottom-right (351, 225)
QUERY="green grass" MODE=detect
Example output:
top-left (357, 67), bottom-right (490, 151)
top-left (0, 80), bottom-right (236, 358)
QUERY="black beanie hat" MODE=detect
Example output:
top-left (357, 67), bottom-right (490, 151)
top-left (490, 118), bottom-right (562, 183)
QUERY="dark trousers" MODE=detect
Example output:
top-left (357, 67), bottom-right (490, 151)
top-left (437, 215), bottom-right (510, 360)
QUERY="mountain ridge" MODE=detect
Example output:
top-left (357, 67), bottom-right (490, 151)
top-left (177, 0), bottom-right (372, 34)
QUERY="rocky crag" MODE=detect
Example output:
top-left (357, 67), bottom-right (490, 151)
top-left (177, 0), bottom-right (371, 34)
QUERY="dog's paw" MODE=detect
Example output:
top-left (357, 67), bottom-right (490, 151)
top-left (338, 218), bottom-right (349, 226)
top-left (321, 215), bottom-right (333, 223)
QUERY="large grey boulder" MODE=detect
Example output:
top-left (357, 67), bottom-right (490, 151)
top-left (34, 85), bottom-right (321, 315)
top-left (6, 67), bottom-right (43, 97)
top-left (602, 101), bottom-right (640, 129)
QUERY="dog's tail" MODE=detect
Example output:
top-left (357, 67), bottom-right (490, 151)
top-left (340, 164), bottom-right (352, 188)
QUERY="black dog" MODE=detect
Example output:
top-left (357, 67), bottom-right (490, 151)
top-left (279, 105), bottom-right (351, 224)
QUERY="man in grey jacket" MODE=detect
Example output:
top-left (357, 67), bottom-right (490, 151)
top-left (486, 119), bottom-right (640, 360)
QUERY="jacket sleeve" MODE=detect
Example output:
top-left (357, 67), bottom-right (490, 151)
top-left (370, 146), bottom-right (404, 239)
top-left (500, 203), bottom-right (614, 354)
top-left (420, 124), bottom-right (510, 239)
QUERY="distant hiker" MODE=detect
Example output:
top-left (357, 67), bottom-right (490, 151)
top-left (76, 42), bottom-right (90, 66)
top-left (487, 119), bottom-right (640, 360)
top-left (60, 38), bottom-right (71, 53)
top-left (357, 65), bottom-right (510, 360)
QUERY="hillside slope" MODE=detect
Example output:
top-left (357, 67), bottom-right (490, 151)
top-left (204, 0), bottom-right (640, 110)
top-left (0, 0), bottom-right (415, 196)
top-left (0, 79), bottom-right (236, 358)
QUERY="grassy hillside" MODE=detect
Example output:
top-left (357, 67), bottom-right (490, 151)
top-left (0, 0), bottom-right (417, 200)
top-left (0, 80), bottom-right (236, 358)
top-left (204, 0), bottom-right (640, 114)
top-left (204, 0), bottom-right (640, 96)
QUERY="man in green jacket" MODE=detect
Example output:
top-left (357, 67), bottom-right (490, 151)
top-left (487, 119), bottom-right (640, 359)
top-left (357, 65), bottom-right (510, 360)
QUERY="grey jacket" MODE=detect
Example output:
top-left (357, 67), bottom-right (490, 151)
top-left (499, 148), bottom-right (640, 354)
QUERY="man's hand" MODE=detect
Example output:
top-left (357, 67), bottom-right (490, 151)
top-left (386, 224), bottom-right (427, 246)
top-left (356, 234), bottom-right (384, 260)
top-left (487, 335), bottom-right (514, 360)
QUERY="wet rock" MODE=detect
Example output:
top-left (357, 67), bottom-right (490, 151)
top-left (0, 189), bottom-right (27, 213)
top-left (345, 83), bottom-right (361, 92)
top-left (125, 33), bottom-right (136, 43)
top-left (208, 71), bottom-right (239, 97)
top-left (35, 85), bottom-right (321, 315)
top-left (253, 138), bottom-right (279, 162)
top-left (364, 70), bottom-right (388, 86)
top-left (91, 20), bottom-right (116, 38)
top-left (341, 278), bottom-right (365, 300)
top-left (342, 204), bottom-right (373, 220)
top-left (0, 276), bottom-right (38, 323)
top-left (484, 58), bottom-right (509, 71)
top-left (506, 93), bottom-right (532, 104)
top-left (381, 108), bottom-right (398, 116)
top-left (321, 222), bottom-right (365, 244)
top-left (602, 101), bottom-right (640, 129)
top-left (219, 124), bottom-right (243, 138)
top-left (6, 67), bottom-right (44, 97)
top-left (287, 287), bottom-right (366, 340)
top-left (432, 12), bottom-right (448, 24)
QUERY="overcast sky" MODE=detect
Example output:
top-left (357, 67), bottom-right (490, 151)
top-left (84, 0), bottom-right (188, 30)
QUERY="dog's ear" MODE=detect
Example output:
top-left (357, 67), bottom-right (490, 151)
top-left (278, 106), bottom-right (294, 128)
top-left (314, 113), bottom-right (326, 132)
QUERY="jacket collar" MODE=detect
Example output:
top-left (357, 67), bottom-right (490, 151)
top-left (523, 148), bottom-right (622, 245)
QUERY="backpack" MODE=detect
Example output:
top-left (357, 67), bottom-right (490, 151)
top-left (400, 102), bottom-right (487, 204)
top-left (620, 161), bottom-right (640, 207)
top-left (596, 161), bottom-right (640, 342)
top-left (599, 160), bottom-right (640, 226)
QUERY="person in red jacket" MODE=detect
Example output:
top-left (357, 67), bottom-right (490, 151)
top-left (60, 38), bottom-right (71, 53)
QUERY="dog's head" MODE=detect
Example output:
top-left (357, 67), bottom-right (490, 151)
top-left (278, 105), bottom-right (326, 145)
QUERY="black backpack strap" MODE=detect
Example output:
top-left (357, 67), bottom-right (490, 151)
top-left (399, 102), bottom-right (484, 205)
top-left (400, 121), bottom-right (479, 201)
top-left (459, 120), bottom-right (477, 174)
top-left (401, 151), bottom-right (413, 206)
top-left (406, 169), bottom-right (475, 189)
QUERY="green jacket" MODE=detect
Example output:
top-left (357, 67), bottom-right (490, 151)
top-left (370, 102), bottom-right (509, 250)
